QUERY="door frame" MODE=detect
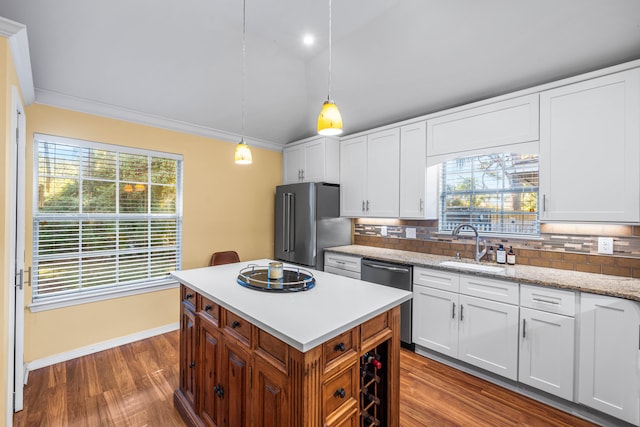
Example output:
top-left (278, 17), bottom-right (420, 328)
top-left (7, 85), bottom-right (26, 424)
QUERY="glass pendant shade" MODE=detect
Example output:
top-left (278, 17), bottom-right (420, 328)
top-left (317, 100), bottom-right (343, 136)
top-left (234, 140), bottom-right (252, 165)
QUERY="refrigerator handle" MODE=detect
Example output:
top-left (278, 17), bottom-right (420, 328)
top-left (288, 193), bottom-right (295, 252)
top-left (282, 193), bottom-right (290, 252)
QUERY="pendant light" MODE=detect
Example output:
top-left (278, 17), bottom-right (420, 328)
top-left (235, 0), bottom-right (253, 164)
top-left (317, 0), bottom-right (343, 136)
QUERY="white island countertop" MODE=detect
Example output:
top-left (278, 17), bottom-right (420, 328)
top-left (171, 259), bottom-right (412, 352)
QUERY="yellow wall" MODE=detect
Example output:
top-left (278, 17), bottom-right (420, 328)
top-left (23, 104), bottom-right (282, 362)
top-left (1, 36), bottom-right (23, 424)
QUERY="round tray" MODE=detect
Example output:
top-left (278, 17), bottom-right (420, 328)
top-left (237, 264), bottom-right (315, 292)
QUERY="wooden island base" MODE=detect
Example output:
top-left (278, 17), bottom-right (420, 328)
top-left (175, 284), bottom-right (401, 427)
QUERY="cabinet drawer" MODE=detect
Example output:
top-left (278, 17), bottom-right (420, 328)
top-left (323, 365), bottom-right (358, 420)
top-left (325, 253), bottom-right (361, 273)
top-left (361, 312), bottom-right (391, 347)
top-left (520, 284), bottom-right (576, 317)
top-left (324, 329), bottom-right (358, 373)
top-left (325, 265), bottom-right (361, 280)
top-left (223, 310), bottom-right (253, 347)
top-left (460, 274), bottom-right (519, 305)
top-left (198, 295), bottom-right (220, 325)
top-left (414, 267), bottom-right (460, 292)
top-left (256, 329), bottom-right (289, 372)
top-left (181, 285), bottom-right (197, 309)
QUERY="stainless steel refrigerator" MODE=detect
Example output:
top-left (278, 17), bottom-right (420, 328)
top-left (275, 182), bottom-right (351, 270)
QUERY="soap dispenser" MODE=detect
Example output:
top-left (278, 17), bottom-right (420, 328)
top-left (496, 244), bottom-right (506, 264)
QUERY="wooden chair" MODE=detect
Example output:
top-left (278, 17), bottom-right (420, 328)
top-left (210, 250), bottom-right (240, 266)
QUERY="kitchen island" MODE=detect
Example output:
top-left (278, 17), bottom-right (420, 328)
top-left (171, 259), bottom-right (412, 427)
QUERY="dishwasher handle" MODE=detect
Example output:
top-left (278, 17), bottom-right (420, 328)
top-left (361, 260), bottom-right (411, 274)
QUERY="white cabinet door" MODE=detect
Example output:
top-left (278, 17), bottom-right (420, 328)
top-left (283, 145), bottom-right (303, 184)
top-left (366, 128), bottom-right (400, 217)
top-left (458, 294), bottom-right (519, 381)
top-left (340, 136), bottom-right (368, 216)
top-left (413, 285), bottom-right (459, 358)
top-left (427, 94), bottom-right (539, 160)
top-left (519, 307), bottom-right (575, 400)
top-left (540, 68), bottom-right (640, 222)
top-left (283, 137), bottom-right (339, 184)
top-left (579, 294), bottom-right (640, 425)
top-left (302, 138), bottom-right (326, 182)
top-left (400, 122), bottom-right (437, 219)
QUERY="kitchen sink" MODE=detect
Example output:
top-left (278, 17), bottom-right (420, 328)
top-left (439, 261), bottom-right (505, 274)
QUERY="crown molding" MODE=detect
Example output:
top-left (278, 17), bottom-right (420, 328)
top-left (0, 16), bottom-right (35, 105)
top-left (34, 88), bottom-right (285, 151)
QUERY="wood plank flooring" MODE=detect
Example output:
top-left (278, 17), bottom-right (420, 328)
top-left (14, 331), bottom-right (598, 426)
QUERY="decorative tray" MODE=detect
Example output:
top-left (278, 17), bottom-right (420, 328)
top-left (237, 264), bottom-right (316, 292)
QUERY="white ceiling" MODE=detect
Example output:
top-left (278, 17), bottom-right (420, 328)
top-left (2, 0), bottom-right (640, 148)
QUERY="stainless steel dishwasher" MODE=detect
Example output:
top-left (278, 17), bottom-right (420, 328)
top-left (361, 258), bottom-right (413, 348)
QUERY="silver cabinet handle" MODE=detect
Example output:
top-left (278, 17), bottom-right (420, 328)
top-left (532, 297), bottom-right (559, 305)
top-left (301, 169), bottom-right (305, 180)
top-left (420, 198), bottom-right (424, 212)
top-left (460, 304), bottom-right (464, 321)
top-left (522, 318), bottom-right (526, 338)
top-left (366, 200), bottom-right (370, 212)
top-left (362, 200), bottom-right (365, 212)
top-left (452, 302), bottom-right (456, 319)
top-left (543, 194), bottom-right (547, 212)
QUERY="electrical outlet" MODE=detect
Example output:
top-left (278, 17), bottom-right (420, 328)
top-left (598, 237), bottom-right (614, 255)
top-left (406, 228), bottom-right (417, 239)
top-left (380, 225), bottom-right (387, 236)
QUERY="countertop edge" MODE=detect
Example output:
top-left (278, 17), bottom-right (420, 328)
top-left (326, 245), bottom-right (640, 303)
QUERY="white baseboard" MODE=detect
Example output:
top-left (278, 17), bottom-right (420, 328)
top-left (24, 322), bottom-right (179, 378)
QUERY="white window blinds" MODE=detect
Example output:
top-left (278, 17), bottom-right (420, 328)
top-left (439, 153), bottom-right (539, 235)
top-left (32, 134), bottom-right (183, 301)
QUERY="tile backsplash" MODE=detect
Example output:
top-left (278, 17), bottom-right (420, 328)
top-left (353, 219), bottom-right (640, 278)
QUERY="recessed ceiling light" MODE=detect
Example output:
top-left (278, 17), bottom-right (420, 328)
top-left (303, 34), bottom-right (314, 46)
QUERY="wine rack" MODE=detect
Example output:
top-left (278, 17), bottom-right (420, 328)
top-left (359, 341), bottom-right (388, 427)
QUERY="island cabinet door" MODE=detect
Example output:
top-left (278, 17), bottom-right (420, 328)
top-left (220, 339), bottom-right (251, 427)
top-left (199, 317), bottom-right (222, 427)
top-left (252, 355), bottom-right (290, 427)
top-left (180, 304), bottom-right (198, 411)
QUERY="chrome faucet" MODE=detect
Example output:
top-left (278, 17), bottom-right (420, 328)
top-left (452, 224), bottom-right (487, 262)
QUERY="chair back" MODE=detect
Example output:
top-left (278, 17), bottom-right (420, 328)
top-left (210, 250), bottom-right (240, 266)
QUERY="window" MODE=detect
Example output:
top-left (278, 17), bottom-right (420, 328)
top-left (439, 153), bottom-right (539, 235)
top-left (32, 134), bottom-right (182, 305)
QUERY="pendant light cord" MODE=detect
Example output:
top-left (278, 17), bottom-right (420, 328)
top-left (241, 0), bottom-right (246, 143)
top-left (327, 0), bottom-right (332, 102)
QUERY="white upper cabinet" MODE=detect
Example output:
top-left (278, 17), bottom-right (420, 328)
top-left (426, 94), bottom-right (539, 163)
top-left (340, 129), bottom-right (400, 217)
top-left (400, 121), bottom-right (438, 219)
top-left (282, 136), bottom-right (339, 184)
top-left (539, 68), bottom-right (640, 223)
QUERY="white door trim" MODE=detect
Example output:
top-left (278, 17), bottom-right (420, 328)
top-left (7, 85), bottom-right (26, 425)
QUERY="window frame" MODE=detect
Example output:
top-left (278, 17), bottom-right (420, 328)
top-left (439, 152), bottom-right (540, 237)
top-left (30, 133), bottom-right (183, 312)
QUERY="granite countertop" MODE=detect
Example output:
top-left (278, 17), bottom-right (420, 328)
top-left (325, 245), bottom-right (640, 302)
top-left (171, 259), bottom-right (412, 352)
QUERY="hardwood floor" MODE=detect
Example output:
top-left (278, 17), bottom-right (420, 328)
top-left (13, 331), bottom-right (185, 427)
top-left (14, 331), bottom-right (598, 426)
top-left (399, 350), bottom-right (597, 427)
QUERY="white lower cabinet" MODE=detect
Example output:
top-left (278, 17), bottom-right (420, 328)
top-left (413, 285), bottom-right (459, 358)
top-left (519, 284), bottom-right (576, 401)
top-left (324, 253), bottom-right (361, 280)
top-left (458, 294), bottom-right (519, 380)
top-left (519, 307), bottom-right (575, 400)
top-left (579, 293), bottom-right (640, 425)
top-left (412, 268), bottom-right (519, 380)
